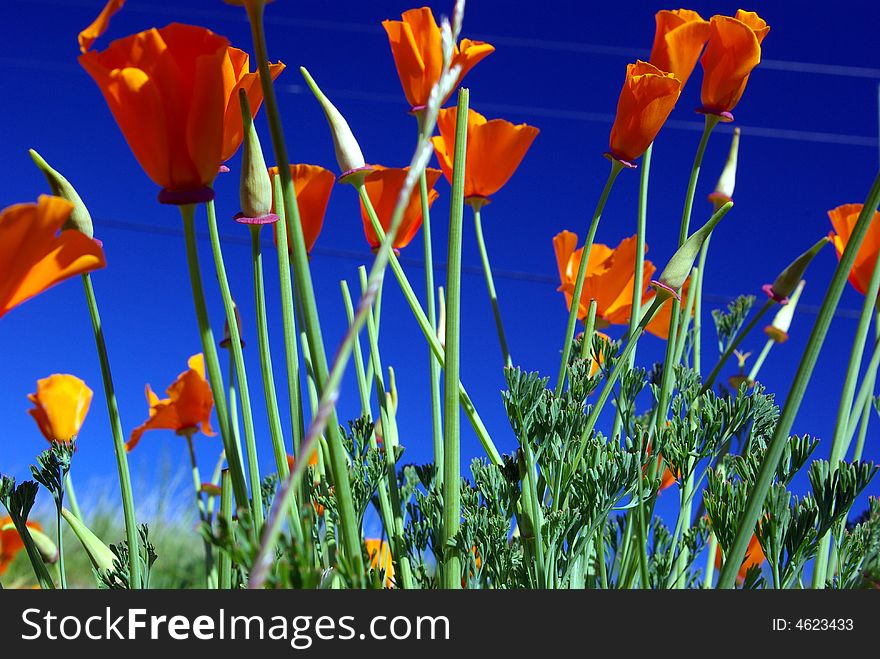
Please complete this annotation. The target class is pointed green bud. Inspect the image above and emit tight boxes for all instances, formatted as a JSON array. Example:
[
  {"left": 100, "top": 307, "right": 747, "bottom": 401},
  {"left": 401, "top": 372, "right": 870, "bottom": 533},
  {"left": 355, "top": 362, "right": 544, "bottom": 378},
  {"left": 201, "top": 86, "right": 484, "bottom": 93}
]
[
  {"left": 652, "top": 201, "right": 734, "bottom": 299},
  {"left": 763, "top": 236, "right": 828, "bottom": 304},
  {"left": 234, "top": 89, "right": 277, "bottom": 225},
  {"left": 29, "top": 149, "right": 94, "bottom": 238},
  {"left": 765, "top": 280, "right": 805, "bottom": 343},
  {"left": 708, "top": 128, "right": 740, "bottom": 207},
  {"left": 61, "top": 507, "right": 116, "bottom": 574},
  {"left": 300, "top": 66, "right": 370, "bottom": 185}
]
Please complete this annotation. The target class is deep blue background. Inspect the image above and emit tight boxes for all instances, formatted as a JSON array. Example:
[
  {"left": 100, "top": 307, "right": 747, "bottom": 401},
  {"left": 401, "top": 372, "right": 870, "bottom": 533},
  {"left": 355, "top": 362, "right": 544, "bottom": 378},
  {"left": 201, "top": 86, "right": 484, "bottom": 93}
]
[{"left": 1, "top": 0, "right": 878, "bottom": 528}]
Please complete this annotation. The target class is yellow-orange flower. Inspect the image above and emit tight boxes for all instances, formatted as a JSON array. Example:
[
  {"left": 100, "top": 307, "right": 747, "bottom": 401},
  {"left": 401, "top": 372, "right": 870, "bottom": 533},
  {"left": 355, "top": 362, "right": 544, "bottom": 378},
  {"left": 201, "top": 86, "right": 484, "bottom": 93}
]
[
  {"left": 27, "top": 375, "right": 93, "bottom": 444},
  {"left": 649, "top": 9, "right": 711, "bottom": 87},
  {"left": 715, "top": 533, "right": 766, "bottom": 583},
  {"left": 80, "top": 24, "right": 283, "bottom": 204},
  {"left": 644, "top": 278, "right": 692, "bottom": 340},
  {"left": 360, "top": 165, "right": 441, "bottom": 251},
  {"left": 432, "top": 107, "right": 539, "bottom": 202},
  {"left": 365, "top": 538, "right": 394, "bottom": 587},
  {"left": 698, "top": 11, "right": 770, "bottom": 120},
  {"left": 828, "top": 203, "right": 880, "bottom": 296},
  {"left": 0, "top": 196, "right": 106, "bottom": 320},
  {"left": 269, "top": 164, "right": 335, "bottom": 255},
  {"left": 608, "top": 61, "right": 682, "bottom": 165},
  {"left": 0, "top": 518, "right": 43, "bottom": 576},
  {"left": 77, "top": 0, "right": 125, "bottom": 53},
  {"left": 127, "top": 354, "right": 216, "bottom": 451},
  {"left": 382, "top": 7, "right": 494, "bottom": 110}
]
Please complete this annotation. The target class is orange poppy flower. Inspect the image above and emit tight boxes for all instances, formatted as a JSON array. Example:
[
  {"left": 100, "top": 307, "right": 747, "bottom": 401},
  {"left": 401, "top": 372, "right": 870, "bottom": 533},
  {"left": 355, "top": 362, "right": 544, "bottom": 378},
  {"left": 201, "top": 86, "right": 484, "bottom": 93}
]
[
  {"left": 285, "top": 450, "right": 320, "bottom": 471},
  {"left": 80, "top": 24, "right": 283, "bottom": 204},
  {"left": 649, "top": 9, "right": 711, "bottom": 87},
  {"left": 698, "top": 11, "right": 770, "bottom": 120},
  {"left": 643, "top": 277, "right": 692, "bottom": 340},
  {"left": 365, "top": 538, "right": 394, "bottom": 588},
  {"left": 431, "top": 107, "right": 539, "bottom": 203},
  {"left": 715, "top": 533, "right": 766, "bottom": 583},
  {"left": 127, "top": 354, "right": 216, "bottom": 451},
  {"left": 269, "top": 164, "right": 335, "bottom": 255},
  {"left": 77, "top": 0, "right": 125, "bottom": 54},
  {"left": 360, "top": 165, "right": 441, "bottom": 251},
  {"left": 828, "top": 203, "right": 880, "bottom": 296},
  {"left": 382, "top": 7, "right": 494, "bottom": 111},
  {"left": 27, "top": 374, "right": 93, "bottom": 444},
  {"left": 608, "top": 61, "right": 682, "bottom": 166},
  {"left": 0, "top": 517, "right": 43, "bottom": 577},
  {"left": 0, "top": 196, "right": 106, "bottom": 320}
]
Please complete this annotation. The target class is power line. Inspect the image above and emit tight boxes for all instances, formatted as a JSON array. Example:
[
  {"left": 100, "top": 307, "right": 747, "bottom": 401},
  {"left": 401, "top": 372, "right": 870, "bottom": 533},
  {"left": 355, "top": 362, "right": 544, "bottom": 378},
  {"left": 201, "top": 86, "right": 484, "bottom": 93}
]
[{"left": 92, "top": 216, "right": 861, "bottom": 320}]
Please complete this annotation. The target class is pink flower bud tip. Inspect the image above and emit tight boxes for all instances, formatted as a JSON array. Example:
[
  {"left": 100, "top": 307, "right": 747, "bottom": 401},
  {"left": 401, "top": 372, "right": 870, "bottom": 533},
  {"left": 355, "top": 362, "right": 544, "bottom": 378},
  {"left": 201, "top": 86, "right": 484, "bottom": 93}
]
[
  {"left": 761, "top": 283, "right": 788, "bottom": 305},
  {"left": 234, "top": 212, "right": 279, "bottom": 225}
]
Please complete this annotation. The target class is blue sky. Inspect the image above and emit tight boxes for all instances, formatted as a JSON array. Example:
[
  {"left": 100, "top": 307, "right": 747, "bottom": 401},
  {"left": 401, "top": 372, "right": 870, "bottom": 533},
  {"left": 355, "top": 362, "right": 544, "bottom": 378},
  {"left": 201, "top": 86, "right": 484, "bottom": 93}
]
[{"left": 1, "top": 0, "right": 878, "bottom": 525}]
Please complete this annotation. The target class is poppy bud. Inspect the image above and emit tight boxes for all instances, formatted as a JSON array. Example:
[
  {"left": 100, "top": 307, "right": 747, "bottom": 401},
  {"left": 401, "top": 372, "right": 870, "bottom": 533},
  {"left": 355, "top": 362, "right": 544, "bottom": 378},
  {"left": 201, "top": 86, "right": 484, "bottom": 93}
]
[
  {"left": 763, "top": 237, "right": 828, "bottom": 304},
  {"left": 765, "top": 280, "right": 805, "bottom": 343},
  {"left": 300, "top": 66, "right": 371, "bottom": 184},
  {"left": 29, "top": 149, "right": 95, "bottom": 238},
  {"left": 61, "top": 508, "right": 116, "bottom": 574},
  {"left": 234, "top": 90, "right": 277, "bottom": 225},
  {"left": 708, "top": 128, "right": 740, "bottom": 207},
  {"left": 651, "top": 201, "right": 733, "bottom": 299},
  {"left": 1, "top": 520, "right": 59, "bottom": 564}
]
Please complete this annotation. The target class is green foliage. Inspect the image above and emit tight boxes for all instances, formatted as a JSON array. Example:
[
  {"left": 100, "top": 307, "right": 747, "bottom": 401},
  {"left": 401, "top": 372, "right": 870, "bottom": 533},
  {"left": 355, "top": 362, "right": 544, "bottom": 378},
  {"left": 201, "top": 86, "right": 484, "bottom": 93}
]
[
  {"left": 98, "top": 524, "right": 158, "bottom": 589},
  {"left": 712, "top": 294, "right": 756, "bottom": 353}
]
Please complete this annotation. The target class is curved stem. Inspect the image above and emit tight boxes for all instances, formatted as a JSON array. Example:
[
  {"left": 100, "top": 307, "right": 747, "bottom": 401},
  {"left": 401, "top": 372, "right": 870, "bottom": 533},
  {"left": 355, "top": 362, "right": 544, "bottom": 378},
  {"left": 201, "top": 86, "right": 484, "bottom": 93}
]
[
  {"left": 747, "top": 339, "right": 774, "bottom": 382},
  {"left": 81, "top": 273, "right": 141, "bottom": 588},
  {"left": 555, "top": 160, "right": 624, "bottom": 394},
  {"left": 472, "top": 203, "right": 512, "bottom": 367}
]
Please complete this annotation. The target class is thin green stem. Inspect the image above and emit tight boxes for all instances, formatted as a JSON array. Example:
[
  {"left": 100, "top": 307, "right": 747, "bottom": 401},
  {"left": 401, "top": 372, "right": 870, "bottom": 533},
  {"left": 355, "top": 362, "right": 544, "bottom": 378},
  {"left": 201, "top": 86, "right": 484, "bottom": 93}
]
[
  {"left": 185, "top": 432, "right": 215, "bottom": 587},
  {"left": 747, "top": 340, "right": 774, "bottom": 382},
  {"left": 472, "top": 203, "right": 512, "bottom": 367},
  {"left": 81, "top": 273, "right": 140, "bottom": 588},
  {"left": 204, "top": 200, "right": 261, "bottom": 528},
  {"left": 555, "top": 160, "right": 624, "bottom": 394},
  {"left": 703, "top": 532, "right": 718, "bottom": 588},
  {"left": 63, "top": 474, "right": 82, "bottom": 521},
  {"left": 718, "top": 172, "right": 880, "bottom": 589},
  {"left": 693, "top": 234, "right": 712, "bottom": 375},
  {"left": 219, "top": 469, "right": 232, "bottom": 589}
]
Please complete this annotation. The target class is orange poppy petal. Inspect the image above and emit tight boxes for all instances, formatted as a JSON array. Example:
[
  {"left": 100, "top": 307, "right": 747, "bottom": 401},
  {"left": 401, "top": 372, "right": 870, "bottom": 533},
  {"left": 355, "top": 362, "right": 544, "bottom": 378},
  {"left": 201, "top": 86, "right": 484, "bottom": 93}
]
[
  {"left": 360, "top": 165, "right": 441, "bottom": 250},
  {"left": 650, "top": 9, "right": 710, "bottom": 87},
  {"left": 699, "top": 13, "right": 768, "bottom": 116},
  {"left": 78, "top": 0, "right": 126, "bottom": 54},
  {"left": 270, "top": 164, "right": 335, "bottom": 254}
]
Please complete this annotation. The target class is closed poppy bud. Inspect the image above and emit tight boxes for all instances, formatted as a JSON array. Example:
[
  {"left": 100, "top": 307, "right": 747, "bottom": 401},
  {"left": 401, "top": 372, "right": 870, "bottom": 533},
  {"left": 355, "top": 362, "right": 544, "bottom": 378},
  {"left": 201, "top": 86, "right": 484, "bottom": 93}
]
[
  {"left": 300, "top": 67, "right": 370, "bottom": 184},
  {"left": 61, "top": 508, "right": 116, "bottom": 574},
  {"left": 699, "top": 11, "right": 770, "bottom": 121},
  {"left": 828, "top": 204, "right": 880, "bottom": 296},
  {"left": 649, "top": 9, "right": 711, "bottom": 87},
  {"left": 652, "top": 201, "right": 733, "bottom": 299},
  {"left": 765, "top": 280, "right": 805, "bottom": 343},
  {"left": 763, "top": 236, "right": 828, "bottom": 304},
  {"left": 708, "top": 128, "right": 741, "bottom": 207},
  {"left": 28, "top": 150, "right": 94, "bottom": 238},
  {"left": 235, "top": 90, "right": 277, "bottom": 225},
  {"left": 608, "top": 61, "right": 682, "bottom": 166},
  {"left": 28, "top": 374, "right": 93, "bottom": 445}
]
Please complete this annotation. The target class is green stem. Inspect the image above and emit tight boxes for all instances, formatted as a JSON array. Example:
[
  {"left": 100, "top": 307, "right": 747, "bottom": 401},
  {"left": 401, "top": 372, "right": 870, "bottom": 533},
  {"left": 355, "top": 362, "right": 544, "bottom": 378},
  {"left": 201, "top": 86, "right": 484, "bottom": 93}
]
[
  {"left": 852, "top": 370, "right": 876, "bottom": 461},
  {"left": 702, "top": 300, "right": 774, "bottom": 392},
  {"left": 185, "top": 432, "right": 215, "bottom": 586},
  {"left": 555, "top": 160, "right": 624, "bottom": 394},
  {"left": 843, "top": 324, "right": 880, "bottom": 456},
  {"left": 219, "top": 469, "right": 232, "bottom": 589},
  {"left": 55, "top": 499, "right": 66, "bottom": 589},
  {"left": 693, "top": 234, "right": 712, "bottom": 375},
  {"left": 672, "top": 269, "right": 698, "bottom": 367},
  {"left": 441, "top": 88, "right": 469, "bottom": 589},
  {"left": 747, "top": 340, "right": 774, "bottom": 382},
  {"left": 703, "top": 532, "right": 718, "bottom": 588},
  {"left": 64, "top": 474, "right": 82, "bottom": 521},
  {"left": 717, "top": 172, "right": 880, "bottom": 589},
  {"left": 472, "top": 202, "right": 512, "bottom": 367},
  {"left": 204, "top": 200, "right": 261, "bottom": 528},
  {"left": 81, "top": 273, "right": 141, "bottom": 588}
]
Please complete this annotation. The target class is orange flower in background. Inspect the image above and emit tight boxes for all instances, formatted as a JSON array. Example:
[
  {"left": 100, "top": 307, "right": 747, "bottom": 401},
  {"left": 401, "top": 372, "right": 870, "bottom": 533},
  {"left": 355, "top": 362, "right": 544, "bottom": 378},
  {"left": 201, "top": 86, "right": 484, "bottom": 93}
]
[
  {"left": 432, "top": 107, "right": 539, "bottom": 203},
  {"left": 127, "top": 354, "right": 216, "bottom": 451},
  {"left": 365, "top": 538, "right": 394, "bottom": 587},
  {"left": 383, "top": 7, "right": 494, "bottom": 110},
  {"left": 27, "top": 375, "right": 93, "bottom": 444},
  {"left": 269, "top": 164, "right": 335, "bottom": 254},
  {"left": 649, "top": 9, "right": 711, "bottom": 86},
  {"left": 698, "top": 11, "right": 769, "bottom": 120},
  {"left": 77, "top": 0, "right": 125, "bottom": 53},
  {"left": 828, "top": 203, "right": 880, "bottom": 296},
  {"left": 715, "top": 533, "right": 766, "bottom": 583},
  {"left": 0, "top": 518, "right": 43, "bottom": 576},
  {"left": 0, "top": 196, "right": 106, "bottom": 320},
  {"left": 644, "top": 277, "right": 692, "bottom": 340},
  {"left": 360, "top": 165, "right": 441, "bottom": 251},
  {"left": 80, "top": 24, "right": 283, "bottom": 204},
  {"left": 608, "top": 61, "right": 682, "bottom": 165}
]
